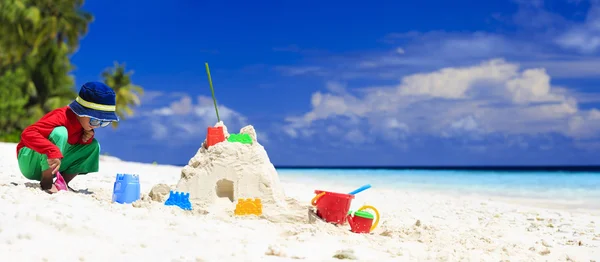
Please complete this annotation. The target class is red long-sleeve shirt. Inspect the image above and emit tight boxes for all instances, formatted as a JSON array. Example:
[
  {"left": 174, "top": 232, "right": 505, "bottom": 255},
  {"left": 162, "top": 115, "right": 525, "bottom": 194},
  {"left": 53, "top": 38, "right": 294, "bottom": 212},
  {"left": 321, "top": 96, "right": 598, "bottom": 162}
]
[{"left": 16, "top": 106, "right": 95, "bottom": 159}]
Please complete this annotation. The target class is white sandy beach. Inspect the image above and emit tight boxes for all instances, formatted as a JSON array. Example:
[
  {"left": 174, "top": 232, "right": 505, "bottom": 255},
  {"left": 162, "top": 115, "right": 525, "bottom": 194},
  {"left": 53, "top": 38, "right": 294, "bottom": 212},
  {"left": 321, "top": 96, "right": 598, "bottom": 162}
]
[{"left": 0, "top": 141, "right": 599, "bottom": 262}]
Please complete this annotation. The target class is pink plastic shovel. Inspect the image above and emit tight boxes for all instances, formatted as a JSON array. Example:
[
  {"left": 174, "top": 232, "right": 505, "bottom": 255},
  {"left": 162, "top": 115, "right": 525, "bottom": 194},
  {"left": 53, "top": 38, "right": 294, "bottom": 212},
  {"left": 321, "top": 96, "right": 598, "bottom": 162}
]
[{"left": 54, "top": 172, "right": 68, "bottom": 191}]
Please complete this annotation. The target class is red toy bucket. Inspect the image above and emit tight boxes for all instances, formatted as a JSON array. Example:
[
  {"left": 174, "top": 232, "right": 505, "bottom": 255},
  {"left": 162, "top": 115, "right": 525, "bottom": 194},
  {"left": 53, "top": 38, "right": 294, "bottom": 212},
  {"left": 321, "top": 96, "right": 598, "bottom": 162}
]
[
  {"left": 206, "top": 126, "right": 225, "bottom": 148},
  {"left": 311, "top": 190, "right": 355, "bottom": 224}
]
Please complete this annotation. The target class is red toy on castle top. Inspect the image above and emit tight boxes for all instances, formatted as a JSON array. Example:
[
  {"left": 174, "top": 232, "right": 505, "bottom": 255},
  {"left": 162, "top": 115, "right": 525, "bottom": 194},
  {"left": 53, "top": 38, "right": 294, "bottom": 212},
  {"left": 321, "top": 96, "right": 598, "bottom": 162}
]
[{"left": 206, "top": 126, "right": 225, "bottom": 148}]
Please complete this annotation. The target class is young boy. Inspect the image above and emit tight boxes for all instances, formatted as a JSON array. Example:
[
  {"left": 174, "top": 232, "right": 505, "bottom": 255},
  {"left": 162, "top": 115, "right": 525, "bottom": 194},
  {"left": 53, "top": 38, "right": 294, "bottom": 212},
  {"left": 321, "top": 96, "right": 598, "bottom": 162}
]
[{"left": 16, "top": 82, "right": 119, "bottom": 194}]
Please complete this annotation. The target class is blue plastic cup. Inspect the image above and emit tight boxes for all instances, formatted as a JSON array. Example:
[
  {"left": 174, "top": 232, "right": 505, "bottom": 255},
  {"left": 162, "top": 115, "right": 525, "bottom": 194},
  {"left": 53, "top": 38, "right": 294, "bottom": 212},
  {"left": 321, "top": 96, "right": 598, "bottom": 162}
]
[{"left": 112, "top": 174, "right": 141, "bottom": 204}]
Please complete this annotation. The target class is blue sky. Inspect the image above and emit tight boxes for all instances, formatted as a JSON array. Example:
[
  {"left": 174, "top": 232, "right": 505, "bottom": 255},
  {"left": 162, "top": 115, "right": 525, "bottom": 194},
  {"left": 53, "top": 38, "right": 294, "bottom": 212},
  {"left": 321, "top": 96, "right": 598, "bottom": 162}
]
[{"left": 70, "top": 0, "right": 600, "bottom": 166}]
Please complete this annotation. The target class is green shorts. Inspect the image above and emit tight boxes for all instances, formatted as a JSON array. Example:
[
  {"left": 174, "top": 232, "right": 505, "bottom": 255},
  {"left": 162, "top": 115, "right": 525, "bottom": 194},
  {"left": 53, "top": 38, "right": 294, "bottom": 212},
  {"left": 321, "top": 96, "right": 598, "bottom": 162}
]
[{"left": 17, "top": 126, "right": 100, "bottom": 181}]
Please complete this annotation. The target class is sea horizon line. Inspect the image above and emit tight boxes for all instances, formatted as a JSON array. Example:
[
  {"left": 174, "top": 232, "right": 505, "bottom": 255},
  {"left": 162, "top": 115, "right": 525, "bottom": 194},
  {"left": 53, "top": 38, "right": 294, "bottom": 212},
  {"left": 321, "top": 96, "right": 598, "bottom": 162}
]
[{"left": 173, "top": 164, "right": 600, "bottom": 172}]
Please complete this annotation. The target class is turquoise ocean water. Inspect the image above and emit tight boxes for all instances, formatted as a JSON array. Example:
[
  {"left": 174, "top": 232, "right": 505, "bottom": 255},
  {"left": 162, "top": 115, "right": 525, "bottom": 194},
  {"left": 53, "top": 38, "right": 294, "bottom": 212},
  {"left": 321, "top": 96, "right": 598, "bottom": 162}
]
[{"left": 276, "top": 168, "right": 600, "bottom": 202}]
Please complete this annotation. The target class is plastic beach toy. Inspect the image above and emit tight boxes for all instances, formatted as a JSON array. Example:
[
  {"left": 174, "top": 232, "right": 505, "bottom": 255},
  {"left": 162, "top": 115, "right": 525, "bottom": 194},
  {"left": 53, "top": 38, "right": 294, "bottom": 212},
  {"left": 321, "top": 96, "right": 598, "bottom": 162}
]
[
  {"left": 54, "top": 172, "right": 68, "bottom": 191},
  {"left": 227, "top": 133, "right": 253, "bottom": 144},
  {"left": 234, "top": 198, "right": 262, "bottom": 216},
  {"left": 347, "top": 205, "right": 380, "bottom": 234},
  {"left": 311, "top": 190, "right": 355, "bottom": 224},
  {"left": 206, "top": 127, "right": 225, "bottom": 148},
  {"left": 112, "top": 174, "right": 141, "bottom": 204},
  {"left": 165, "top": 191, "right": 192, "bottom": 210}
]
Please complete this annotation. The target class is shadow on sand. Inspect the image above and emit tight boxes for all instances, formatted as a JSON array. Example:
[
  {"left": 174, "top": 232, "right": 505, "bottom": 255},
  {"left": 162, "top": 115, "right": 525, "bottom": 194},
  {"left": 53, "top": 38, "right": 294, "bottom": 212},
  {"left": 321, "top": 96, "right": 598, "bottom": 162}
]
[{"left": 21, "top": 182, "right": 94, "bottom": 195}]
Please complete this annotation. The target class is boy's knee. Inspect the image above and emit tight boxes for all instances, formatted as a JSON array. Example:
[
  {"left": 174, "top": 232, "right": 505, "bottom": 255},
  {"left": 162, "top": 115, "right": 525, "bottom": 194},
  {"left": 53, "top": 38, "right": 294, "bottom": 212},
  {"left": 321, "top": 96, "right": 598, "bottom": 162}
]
[
  {"left": 89, "top": 138, "right": 100, "bottom": 153},
  {"left": 49, "top": 126, "right": 68, "bottom": 141}
]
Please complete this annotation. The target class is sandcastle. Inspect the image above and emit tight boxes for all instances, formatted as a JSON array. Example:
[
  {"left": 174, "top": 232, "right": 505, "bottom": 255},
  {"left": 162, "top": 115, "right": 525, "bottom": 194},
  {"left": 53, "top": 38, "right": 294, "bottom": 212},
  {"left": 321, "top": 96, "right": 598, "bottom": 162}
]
[{"left": 175, "top": 122, "right": 287, "bottom": 207}]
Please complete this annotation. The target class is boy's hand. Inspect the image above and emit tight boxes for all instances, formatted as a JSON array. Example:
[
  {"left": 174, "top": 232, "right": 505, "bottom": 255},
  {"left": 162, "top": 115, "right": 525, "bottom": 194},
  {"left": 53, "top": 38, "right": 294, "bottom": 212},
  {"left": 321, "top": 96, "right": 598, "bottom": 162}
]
[
  {"left": 82, "top": 129, "right": 94, "bottom": 143},
  {"left": 47, "top": 158, "right": 61, "bottom": 174}
]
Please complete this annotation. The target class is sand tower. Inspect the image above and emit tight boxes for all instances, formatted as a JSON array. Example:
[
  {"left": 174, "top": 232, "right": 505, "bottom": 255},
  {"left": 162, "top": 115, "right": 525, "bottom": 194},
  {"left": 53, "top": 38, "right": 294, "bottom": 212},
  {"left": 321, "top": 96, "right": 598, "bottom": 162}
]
[{"left": 176, "top": 122, "right": 287, "bottom": 207}]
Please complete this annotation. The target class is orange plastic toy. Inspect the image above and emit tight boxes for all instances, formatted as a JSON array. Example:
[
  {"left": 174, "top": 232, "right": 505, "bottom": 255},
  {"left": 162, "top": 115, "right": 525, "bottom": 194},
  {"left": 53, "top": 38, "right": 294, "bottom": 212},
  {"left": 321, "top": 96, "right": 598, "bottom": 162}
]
[{"left": 234, "top": 198, "right": 262, "bottom": 216}]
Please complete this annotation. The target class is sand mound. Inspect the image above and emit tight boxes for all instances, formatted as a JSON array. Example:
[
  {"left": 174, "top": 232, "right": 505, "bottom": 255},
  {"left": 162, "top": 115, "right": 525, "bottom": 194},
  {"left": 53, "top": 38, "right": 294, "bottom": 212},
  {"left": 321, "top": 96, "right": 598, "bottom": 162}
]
[{"left": 176, "top": 122, "right": 287, "bottom": 208}]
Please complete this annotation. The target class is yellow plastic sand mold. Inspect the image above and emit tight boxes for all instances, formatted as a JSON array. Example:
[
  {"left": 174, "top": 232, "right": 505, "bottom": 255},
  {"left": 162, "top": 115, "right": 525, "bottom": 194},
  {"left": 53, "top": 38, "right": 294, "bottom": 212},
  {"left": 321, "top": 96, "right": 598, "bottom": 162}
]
[{"left": 234, "top": 198, "right": 262, "bottom": 216}]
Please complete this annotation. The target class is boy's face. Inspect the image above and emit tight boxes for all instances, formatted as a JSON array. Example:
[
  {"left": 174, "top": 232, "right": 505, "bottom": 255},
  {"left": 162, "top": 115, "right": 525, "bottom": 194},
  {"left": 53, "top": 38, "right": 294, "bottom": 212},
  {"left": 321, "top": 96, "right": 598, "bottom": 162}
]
[{"left": 77, "top": 116, "right": 96, "bottom": 131}]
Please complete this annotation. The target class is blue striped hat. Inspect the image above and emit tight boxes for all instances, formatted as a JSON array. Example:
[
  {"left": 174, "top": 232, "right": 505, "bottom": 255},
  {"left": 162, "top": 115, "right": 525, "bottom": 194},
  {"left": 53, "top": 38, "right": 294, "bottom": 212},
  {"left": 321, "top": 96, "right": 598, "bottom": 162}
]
[{"left": 68, "top": 82, "right": 120, "bottom": 122}]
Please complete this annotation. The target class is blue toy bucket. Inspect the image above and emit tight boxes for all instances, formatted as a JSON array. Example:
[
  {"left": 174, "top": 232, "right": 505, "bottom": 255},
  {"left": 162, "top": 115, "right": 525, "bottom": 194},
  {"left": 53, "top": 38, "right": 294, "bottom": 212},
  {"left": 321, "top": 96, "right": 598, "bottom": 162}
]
[{"left": 112, "top": 174, "right": 141, "bottom": 204}]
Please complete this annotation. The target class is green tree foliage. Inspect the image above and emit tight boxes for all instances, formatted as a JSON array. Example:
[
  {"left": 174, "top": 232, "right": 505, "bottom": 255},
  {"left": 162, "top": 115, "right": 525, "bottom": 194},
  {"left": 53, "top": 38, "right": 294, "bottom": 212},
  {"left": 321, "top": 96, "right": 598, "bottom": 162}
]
[
  {"left": 0, "top": 67, "right": 30, "bottom": 142},
  {"left": 0, "top": 0, "right": 42, "bottom": 65},
  {"left": 0, "top": 0, "right": 93, "bottom": 63},
  {"left": 27, "top": 42, "right": 76, "bottom": 116},
  {"left": 0, "top": 0, "right": 144, "bottom": 142},
  {"left": 102, "top": 62, "right": 144, "bottom": 128}
]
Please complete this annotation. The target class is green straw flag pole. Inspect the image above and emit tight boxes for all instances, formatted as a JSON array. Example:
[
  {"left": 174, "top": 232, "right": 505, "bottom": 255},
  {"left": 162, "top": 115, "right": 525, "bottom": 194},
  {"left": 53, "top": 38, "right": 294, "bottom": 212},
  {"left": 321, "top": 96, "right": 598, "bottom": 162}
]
[{"left": 204, "top": 62, "right": 221, "bottom": 123}]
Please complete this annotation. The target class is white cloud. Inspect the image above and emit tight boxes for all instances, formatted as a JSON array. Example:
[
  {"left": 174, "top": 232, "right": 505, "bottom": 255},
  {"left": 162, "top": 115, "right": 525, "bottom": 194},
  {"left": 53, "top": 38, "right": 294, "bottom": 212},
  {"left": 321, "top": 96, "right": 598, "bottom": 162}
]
[
  {"left": 510, "top": 0, "right": 600, "bottom": 54},
  {"left": 256, "top": 131, "right": 269, "bottom": 143},
  {"left": 568, "top": 108, "right": 600, "bottom": 138},
  {"left": 278, "top": 30, "right": 600, "bottom": 82},
  {"left": 144, "top": 94, "right": 248, "bottom": 141},
  {"left": 140, "top": 91, "right": 165, "bottom": 103},
  {"left": 283, "top": 59, "right": 600, "bottom": 144},
  {"left": 555, "top": 3, "right": 600, "bottom": 53},
  {"left": 275, "top": 66, "right": 324, "bottom": 76},
  {"left": 265, "top": 2, "right": 600, "bottom": 151},
  {"left": 275, "top": 3, "right": 600, "bottom": 81},
  {"left": 150, "top": 122, "right": 169, "bottom": 140},
  {"left": 345, "top": 129, "right": 367, "bottom": 143}
]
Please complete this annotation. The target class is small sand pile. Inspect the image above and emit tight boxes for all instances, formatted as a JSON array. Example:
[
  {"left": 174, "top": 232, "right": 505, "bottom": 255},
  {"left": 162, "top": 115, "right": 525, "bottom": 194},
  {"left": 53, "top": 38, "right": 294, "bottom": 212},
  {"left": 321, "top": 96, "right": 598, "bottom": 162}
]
[{"left": 175, "top": 122, "right": 287, "bottom": 208}]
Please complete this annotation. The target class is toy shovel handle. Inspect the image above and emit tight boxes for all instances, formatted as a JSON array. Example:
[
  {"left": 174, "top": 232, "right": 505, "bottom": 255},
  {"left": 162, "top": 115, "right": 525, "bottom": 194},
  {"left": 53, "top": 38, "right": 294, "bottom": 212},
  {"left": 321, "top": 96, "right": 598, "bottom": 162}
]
[
  {"left": 311, "top": 192, "right": 326, "bottom": 206},
  {"left": 358, "top": 205, "right": 380, "bottom": 232}
]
